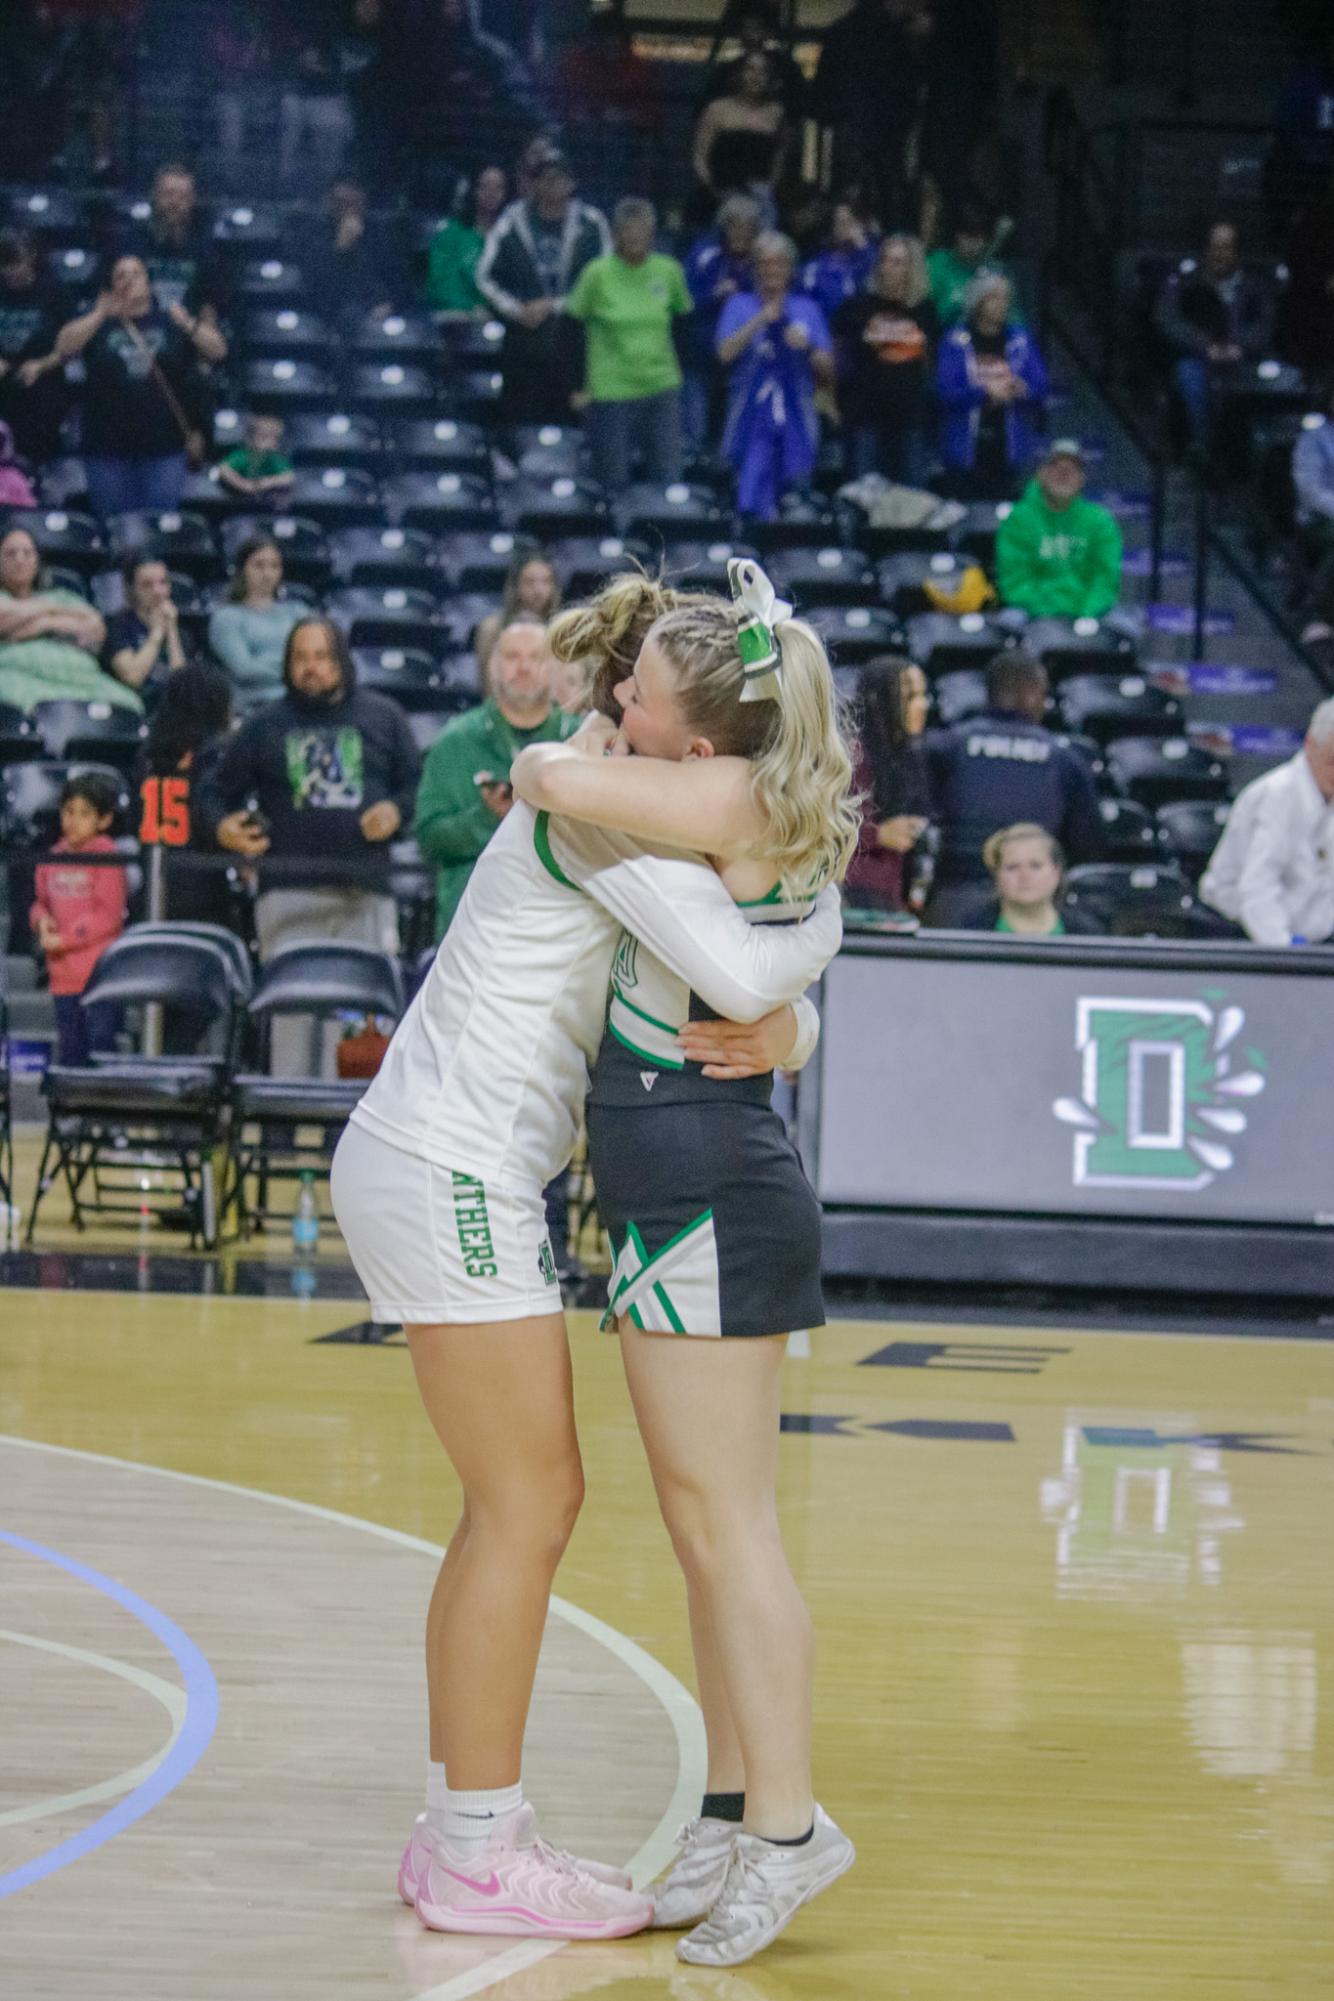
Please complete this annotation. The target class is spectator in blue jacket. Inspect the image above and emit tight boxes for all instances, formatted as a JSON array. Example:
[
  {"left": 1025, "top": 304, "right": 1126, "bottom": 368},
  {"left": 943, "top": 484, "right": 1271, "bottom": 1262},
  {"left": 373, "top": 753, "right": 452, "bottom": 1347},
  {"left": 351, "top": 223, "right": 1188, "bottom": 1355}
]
[
  {"left": 682, "top": 193, "right": 761, "bottom": 447},
  {"left": 923, "top": 648, "right": 1104, "bottom": 921},
  {"left": 936, "top": 272, "right": 1047, "bottom": 500},
  {"left": 799, "top": 197, "right": 878, "bottom": 321},
  {"left": 717, "top": 229, "right": 834, "bottom": 521}
]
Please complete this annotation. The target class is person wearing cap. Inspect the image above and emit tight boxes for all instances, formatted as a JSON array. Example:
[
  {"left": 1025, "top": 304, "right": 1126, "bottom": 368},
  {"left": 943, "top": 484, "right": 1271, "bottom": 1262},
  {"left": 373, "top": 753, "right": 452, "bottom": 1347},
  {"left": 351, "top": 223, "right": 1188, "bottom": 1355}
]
[
  {"left": 475, "top": 147, "right": 610, "bottom": 425},
  {"left": 995, "top": 438, "right": 1123, "bottom": 621}
]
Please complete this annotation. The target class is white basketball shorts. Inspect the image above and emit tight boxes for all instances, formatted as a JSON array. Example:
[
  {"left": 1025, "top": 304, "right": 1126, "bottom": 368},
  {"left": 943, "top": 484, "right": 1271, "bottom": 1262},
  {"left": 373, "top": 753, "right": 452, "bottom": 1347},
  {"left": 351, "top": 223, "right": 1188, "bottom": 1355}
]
[{"left": 330, "top": 1121, "right": 563, "bottom": 1326}]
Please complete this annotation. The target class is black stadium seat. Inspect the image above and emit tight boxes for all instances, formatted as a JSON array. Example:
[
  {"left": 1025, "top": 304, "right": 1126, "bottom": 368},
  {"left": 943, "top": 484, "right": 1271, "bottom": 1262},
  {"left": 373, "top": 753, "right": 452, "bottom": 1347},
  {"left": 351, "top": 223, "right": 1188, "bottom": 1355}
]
[
  {"left": 328, "top": 525, "right": 442, "bottom": 590},
  {"left": 1023, "top": 617, "right": 1138, "bottom": 681},
  {"left": 2, "top": 760, "right": 133, "bottom": 847},
  {"left": 443, "top": 529, "right": 526, "bottom": 593},
  {"left": 29, "top": 700, "right": 146, "bottom": 771},
  {"left": 237, "top": 256, "right": 307, "bottom": 305},
  {"left": 1156, "top": 798, "right": 1231, "bottom": 880},
  {"left": 393, "top": 416, "right": 492, "bottom": 474},
  {"left": 348, "top": 361, "right": 438, "bottom": 419},
  {"left": 802, "top": 604, "right": 905, "bottom": 666},
  {"left": 1098, "top": 795, "right": 1162, "bottom": 862},
  {"left": 877, "top": 548, "right": 976, "bottom": 615},
  {"left": 748, "top": 493, "right": 838, "bottom": 552},
  {"left": 1062, "top": 862, "right": 1237, "bottom": 939},
  {"left": 509, "top": 476, "right": 608, "bottom": 542},
  {"left": 545, "top": 534, "right": 636, "bottom": 598},
  {"left": 385, "top": 470, "right": 498, "bottom": 535},
  {"left": 242, "top": 307, "right": 337, "bottom": 361},
  {"left": 1058, "top": 673, "right": 1182, "bottom": 745},
  {"left": 1106, "top": 736, "right": 1229, "bottom": 809},
  {"left": 766, "top": 545, "right": 877, "bottom": 607},
  {"left": 282, "top": 467, "right": 382, "bottom": 528},
  {"left": 513, "top": 425, "right": 588, "bottom": 479},
  {"left": 349, "top": 310, "right": 443, "bottom": 365},
  {"left": 618, "top": 481, "right": 730, "bottom": 545},
  {"left": 107, "top": 509, "right": 221, "bottom": 584},
  {"left": 349, "top": 646, "right": 465, "bottom": 710},
  {"left": 286, "top": 412, "right": 385, "bottom": 471},
  {"left": 243, "top": 358, "right": 340, "bottom": 413},
  {"left": 325, "top": 585, "right": 446, "bottom": 654},
  {"left": 906, "top": 612, "right": 1016, "bottom": 676}
]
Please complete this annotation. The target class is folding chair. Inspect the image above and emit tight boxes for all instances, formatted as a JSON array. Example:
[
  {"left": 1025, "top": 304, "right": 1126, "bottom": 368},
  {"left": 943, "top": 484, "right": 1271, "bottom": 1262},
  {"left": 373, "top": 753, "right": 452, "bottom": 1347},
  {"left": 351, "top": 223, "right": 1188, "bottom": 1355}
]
[
  {"left": 26, "top": 929, "right": 247, "bottom": 1248},
  {"left": 225, "top": 942, "right": 406, "bottom": 1235}
]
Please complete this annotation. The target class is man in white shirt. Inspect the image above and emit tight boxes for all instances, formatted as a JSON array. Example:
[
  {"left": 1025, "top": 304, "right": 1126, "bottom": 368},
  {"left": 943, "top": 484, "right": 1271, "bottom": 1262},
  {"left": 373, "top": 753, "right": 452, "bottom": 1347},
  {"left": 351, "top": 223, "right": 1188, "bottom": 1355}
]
[{"left": 1200, "top": 697, "right": 1334, "bottom": 944}]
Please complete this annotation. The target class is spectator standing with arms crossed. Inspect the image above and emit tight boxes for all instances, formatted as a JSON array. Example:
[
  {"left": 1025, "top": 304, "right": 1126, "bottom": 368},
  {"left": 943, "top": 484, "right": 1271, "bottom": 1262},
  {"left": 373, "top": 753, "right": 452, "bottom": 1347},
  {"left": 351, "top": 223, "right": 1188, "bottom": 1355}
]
[
  {"left": 476, "top": 147, "right": 609, "bottom": 427},
  {"left": 1200, "top": 698, "right": 1334, "bottom": 946}
]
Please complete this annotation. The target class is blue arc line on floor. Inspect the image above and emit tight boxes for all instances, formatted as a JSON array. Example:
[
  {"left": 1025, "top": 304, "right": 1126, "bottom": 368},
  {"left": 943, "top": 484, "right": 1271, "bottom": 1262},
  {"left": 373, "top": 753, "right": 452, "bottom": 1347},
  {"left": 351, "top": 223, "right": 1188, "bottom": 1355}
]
[{"left": 0, "top": 1528, "right": 220, "bottom": 1899}]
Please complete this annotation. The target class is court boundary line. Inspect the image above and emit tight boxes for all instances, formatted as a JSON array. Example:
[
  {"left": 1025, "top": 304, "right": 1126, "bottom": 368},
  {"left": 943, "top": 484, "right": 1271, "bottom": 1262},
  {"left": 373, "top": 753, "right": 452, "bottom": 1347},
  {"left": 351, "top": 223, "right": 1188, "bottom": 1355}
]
[
  {"left": 0, "top": 1434, "right": 707, "bottom": 2001},
  {"left": 0, "top": 1527, "right": 219, "bottom": 1900},
  {"left": 0, "top": 1626, "right": 185, "bottom": 1829}
]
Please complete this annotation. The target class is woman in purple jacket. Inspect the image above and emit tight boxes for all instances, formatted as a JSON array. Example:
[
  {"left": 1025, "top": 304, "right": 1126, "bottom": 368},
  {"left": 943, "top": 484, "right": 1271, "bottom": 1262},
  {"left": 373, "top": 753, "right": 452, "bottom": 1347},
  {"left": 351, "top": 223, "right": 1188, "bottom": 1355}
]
[{"left": 935, "top": 272, "right": 1047, "bottom": 500}]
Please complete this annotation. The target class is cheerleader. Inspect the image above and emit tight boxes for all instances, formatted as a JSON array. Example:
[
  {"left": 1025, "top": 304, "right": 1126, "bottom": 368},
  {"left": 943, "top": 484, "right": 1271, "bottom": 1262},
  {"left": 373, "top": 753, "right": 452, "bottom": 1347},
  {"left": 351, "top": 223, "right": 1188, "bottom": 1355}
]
[{"left": 511, "top": 561, "right": 859, "bottom": 1966}]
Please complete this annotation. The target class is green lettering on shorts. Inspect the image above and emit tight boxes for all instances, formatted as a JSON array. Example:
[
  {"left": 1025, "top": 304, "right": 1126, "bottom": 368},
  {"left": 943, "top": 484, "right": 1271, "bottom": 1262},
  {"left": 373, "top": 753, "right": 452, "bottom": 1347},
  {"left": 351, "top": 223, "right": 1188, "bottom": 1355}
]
[{"left": 451, "top": 1170, "right": 499, "bottom": 1280}]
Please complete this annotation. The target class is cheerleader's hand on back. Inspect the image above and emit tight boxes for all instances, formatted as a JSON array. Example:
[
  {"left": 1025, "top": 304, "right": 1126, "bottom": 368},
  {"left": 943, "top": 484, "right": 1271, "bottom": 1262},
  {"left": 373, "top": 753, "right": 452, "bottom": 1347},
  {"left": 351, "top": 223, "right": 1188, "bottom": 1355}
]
[{"left": 677, "top": 1003, "right": 799, "bottom": 1079}]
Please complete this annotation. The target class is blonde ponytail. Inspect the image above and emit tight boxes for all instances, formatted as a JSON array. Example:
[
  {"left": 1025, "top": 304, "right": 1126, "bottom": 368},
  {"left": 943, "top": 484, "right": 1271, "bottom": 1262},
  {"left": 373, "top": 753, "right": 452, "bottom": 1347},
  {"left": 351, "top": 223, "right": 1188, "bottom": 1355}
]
[{"left": 547, "top": 570, "right": 687, "bottom": 721}]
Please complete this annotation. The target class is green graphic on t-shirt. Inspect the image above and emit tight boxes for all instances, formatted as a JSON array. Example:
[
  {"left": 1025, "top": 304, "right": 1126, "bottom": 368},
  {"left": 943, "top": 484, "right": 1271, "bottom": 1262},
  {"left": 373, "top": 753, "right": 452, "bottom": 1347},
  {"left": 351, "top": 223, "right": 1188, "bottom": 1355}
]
[{"left": 285, "top": 727, "right": 365, "bottom": 809}]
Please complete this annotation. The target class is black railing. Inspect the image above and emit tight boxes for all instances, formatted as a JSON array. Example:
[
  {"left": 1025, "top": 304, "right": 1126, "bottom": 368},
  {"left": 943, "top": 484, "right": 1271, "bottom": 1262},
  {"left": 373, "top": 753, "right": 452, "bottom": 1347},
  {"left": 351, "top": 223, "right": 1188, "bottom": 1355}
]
[{"left": 1040, "top": 88, "right": 1331, "bottom": 689}]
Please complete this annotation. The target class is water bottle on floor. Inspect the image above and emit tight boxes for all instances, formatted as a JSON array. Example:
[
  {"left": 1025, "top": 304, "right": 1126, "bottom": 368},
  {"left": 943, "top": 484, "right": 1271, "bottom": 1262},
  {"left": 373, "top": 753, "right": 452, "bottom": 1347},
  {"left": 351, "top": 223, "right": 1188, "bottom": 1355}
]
[{"left": 292, "top": 1171, "right": 319, "bottom": 1255}]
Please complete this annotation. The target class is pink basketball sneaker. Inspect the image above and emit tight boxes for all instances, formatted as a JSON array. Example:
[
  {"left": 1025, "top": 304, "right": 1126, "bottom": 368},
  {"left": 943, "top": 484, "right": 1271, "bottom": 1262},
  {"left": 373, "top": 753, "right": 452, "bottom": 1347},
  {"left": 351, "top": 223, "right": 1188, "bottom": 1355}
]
[
  {"left": 413, "top": 1806, "right": 653, "bottom": 1938},
  {"left": 398, "top": 1812, "right": 634, "bottom": 1906}
]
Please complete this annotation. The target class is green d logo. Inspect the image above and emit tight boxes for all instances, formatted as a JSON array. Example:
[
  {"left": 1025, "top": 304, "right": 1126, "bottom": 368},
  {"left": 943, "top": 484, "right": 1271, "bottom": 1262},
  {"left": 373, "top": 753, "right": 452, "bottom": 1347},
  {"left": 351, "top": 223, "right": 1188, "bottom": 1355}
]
[{"left": 1053, "top": 997, "right": 1266, "bottom": 1191}]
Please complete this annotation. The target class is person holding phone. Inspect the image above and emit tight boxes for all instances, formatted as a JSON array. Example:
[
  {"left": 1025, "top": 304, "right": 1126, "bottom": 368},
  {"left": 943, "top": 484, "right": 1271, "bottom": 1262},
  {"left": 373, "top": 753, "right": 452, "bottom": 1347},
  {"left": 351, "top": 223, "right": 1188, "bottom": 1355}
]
[{"left": 414, "top": 615, "right": 576, "bottom": 941}]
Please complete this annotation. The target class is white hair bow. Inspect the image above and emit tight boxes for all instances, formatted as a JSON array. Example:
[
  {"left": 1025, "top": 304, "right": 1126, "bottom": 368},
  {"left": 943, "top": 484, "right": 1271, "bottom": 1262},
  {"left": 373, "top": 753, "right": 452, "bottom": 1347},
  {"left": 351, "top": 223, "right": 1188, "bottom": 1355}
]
[{"left": 727, "top": 556, "right": 792, "bottom": 704}]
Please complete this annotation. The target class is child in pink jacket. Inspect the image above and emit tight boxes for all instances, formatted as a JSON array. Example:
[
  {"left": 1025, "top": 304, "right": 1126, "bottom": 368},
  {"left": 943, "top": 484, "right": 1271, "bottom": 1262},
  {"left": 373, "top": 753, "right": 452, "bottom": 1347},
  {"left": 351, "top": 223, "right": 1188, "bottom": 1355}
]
[{"left": 31, "top": 773, "right": 128, "bottom": 1066}]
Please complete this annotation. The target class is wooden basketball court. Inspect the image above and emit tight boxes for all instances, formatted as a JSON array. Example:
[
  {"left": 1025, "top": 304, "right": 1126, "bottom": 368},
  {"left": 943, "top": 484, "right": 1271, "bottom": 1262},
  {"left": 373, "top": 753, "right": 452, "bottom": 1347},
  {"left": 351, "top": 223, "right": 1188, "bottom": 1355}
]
[{"left": 2, "top": 1165, "right": 1332, "bottom": 1998}]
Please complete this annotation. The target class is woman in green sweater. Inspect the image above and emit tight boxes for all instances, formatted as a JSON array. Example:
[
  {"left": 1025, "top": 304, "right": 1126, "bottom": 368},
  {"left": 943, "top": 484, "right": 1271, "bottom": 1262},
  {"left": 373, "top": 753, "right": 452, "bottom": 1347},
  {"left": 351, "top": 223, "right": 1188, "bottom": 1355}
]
[{"left": 425, "top": 165, "right": 509, "bottom": 315}]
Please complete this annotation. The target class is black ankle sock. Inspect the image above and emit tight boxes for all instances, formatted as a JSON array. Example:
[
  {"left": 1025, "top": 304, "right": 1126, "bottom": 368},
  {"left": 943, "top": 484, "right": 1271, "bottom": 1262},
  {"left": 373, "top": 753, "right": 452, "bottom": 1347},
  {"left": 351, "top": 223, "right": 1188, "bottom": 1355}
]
[
  {"left": 701, "top": 1790, "right": 745, "bottom": 1824},
  {"left": 763, "top": 1823, "right": 815, "bottom": 1847}
]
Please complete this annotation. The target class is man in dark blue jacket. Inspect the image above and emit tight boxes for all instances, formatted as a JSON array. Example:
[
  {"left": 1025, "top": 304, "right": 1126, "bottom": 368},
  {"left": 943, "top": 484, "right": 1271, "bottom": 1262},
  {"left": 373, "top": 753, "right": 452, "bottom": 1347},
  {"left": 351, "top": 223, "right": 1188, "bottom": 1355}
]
[{"left": 925, "top": 648, "right": 1105, "bottom": 922}]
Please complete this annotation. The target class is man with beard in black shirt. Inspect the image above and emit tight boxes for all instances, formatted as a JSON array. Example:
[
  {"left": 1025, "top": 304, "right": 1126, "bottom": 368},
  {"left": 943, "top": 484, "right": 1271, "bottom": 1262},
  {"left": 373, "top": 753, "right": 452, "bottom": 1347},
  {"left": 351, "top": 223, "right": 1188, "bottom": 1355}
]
[
  {"left": 112, "top": 162, "right": 231, "bottom": 328},
  {"left": 204, "top": 616, "right": 420, "bottom": 1071}
]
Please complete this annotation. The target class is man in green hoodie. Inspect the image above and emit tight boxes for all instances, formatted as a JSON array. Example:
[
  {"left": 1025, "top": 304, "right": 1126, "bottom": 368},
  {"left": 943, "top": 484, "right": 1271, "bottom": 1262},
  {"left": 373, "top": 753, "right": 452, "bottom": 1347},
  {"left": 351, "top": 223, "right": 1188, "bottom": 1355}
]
[
  {"left": 414, "top": 613, "right": 577, "bottom": 937},
  {"left": 995, "top": 438, "right": 1123, "bottom": 620}
]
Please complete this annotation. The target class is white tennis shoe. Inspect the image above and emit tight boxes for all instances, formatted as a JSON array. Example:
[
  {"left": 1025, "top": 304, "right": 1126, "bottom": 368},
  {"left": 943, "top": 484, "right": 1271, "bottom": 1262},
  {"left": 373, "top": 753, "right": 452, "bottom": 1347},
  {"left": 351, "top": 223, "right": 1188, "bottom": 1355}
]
[
  {"left": 676, "top": 1804, "right": 855, "bottom": 1965},
  {"left": 648, "top": 1816, "right": 737, "bottom": 1928}
]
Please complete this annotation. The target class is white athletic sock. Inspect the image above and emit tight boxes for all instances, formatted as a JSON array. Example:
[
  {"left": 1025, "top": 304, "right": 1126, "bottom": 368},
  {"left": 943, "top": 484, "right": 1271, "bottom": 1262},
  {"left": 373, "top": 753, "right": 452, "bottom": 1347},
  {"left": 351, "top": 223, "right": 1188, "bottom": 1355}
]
[
  {"left": 428, "top": 1780, "right": 525, "bottom": 1852},
  {"left": 425, "top": 1760, "right": 448, "bottom": 1815}
]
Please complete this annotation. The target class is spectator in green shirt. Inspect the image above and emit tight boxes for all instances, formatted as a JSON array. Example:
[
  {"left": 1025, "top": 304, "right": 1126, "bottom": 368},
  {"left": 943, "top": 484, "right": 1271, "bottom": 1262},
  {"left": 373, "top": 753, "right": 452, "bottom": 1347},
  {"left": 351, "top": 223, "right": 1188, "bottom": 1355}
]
[
  {"left": 414, "top": 613, "right": 577, "bottom": 936},
  {"left": 565, "top": 197, "right": 692, "bottom": 495},
  {"left": 216, "top": 412, "right": 296, "bottom": 502},
  {"left": 995, "top": 438, "right": 1123, "bottom": 620},
  {"left": 926, "top": 203, "right": 1014, "bottom": 326},
  {"left": 424, "top": 164, "right": 509, "bottom": 315}
]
